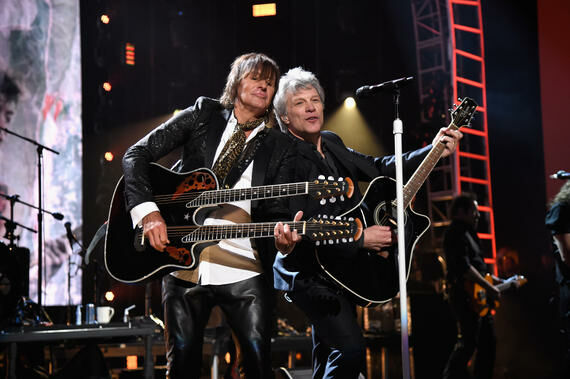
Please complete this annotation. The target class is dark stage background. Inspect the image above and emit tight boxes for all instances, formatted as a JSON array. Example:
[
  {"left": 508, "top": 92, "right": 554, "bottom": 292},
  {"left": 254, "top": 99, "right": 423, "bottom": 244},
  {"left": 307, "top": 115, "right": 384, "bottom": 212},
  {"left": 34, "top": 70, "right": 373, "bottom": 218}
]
[{"left": 77, "top": 0, "right": 567, "bottom": 377}]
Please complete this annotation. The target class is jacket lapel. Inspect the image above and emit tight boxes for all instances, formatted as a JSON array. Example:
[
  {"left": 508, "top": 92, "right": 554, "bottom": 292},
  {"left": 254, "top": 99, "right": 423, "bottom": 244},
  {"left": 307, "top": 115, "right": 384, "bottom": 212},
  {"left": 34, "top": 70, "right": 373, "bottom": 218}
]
[
  {"left": 205, "top": 108, "right": 232, "bottom": 168},
  {"left": 251, "top": 129, "right": 272, "bottom": 187}
]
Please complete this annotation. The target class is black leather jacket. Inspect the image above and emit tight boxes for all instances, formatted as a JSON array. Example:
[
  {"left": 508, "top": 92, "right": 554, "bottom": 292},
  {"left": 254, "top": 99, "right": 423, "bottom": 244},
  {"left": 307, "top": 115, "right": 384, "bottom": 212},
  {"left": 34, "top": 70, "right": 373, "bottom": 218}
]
[
  {"left": 122, "top": 96, "right": 297, "bottom": 284},
  {"left": 273, "top": 130, "right": 431, "bottom": 292}
]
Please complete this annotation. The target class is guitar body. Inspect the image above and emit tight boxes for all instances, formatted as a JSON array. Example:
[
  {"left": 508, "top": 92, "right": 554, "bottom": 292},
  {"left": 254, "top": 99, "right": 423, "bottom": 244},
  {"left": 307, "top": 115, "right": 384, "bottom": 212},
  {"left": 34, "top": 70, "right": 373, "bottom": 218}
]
[
  {"left": 467, "top": 274, "right": 497, "bottom": 316},
  {"left": 104, "top": 164, "right": 219, "bottom": 284},
  {"left": 314, "top": 97, "right": 479, "bottom": 307},
  {"left": 315, "top": 176, "right": 431, "bottom": 307},
  {"left": 466, "top": 274, "right": 527, "bottom": 316},
  {"left": 104, "top": 163, "right": 357, "bottom": 284}
]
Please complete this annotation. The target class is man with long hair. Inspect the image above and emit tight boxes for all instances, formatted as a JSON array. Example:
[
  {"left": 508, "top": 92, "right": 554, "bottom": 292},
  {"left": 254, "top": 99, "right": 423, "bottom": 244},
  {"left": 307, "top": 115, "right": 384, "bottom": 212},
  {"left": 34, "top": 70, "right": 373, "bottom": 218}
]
[{"left": 122, "top": 53, "right": 295, "bottom": 378}]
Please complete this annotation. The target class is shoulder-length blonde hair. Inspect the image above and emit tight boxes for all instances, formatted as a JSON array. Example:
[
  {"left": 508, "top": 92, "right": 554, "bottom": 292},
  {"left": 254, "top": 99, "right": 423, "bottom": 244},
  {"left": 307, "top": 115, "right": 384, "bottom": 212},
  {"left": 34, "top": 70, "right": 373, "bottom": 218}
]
[{"left": 552, "top": 180, "right": 570, "bottom": 206}]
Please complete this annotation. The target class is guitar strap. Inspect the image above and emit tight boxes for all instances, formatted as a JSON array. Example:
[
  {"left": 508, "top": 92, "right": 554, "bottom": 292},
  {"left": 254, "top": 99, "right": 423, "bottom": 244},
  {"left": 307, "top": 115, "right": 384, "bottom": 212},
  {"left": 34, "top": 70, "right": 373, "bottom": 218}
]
[
  {"left": 464, "top": 231, "right": 481, "bottom": 255},
  {"left": 222, "top": 128, "right": 267, "bottom": 189}
]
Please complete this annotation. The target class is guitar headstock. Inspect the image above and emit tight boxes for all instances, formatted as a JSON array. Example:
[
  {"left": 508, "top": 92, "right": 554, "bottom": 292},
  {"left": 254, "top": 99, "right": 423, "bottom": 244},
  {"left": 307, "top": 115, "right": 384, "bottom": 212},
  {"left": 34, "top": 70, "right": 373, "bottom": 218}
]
[
  {"left": 507, "top": 274, "right": 528, "bottom": 289},
  {"left": 305, "top": 215, "right": 363, "bottom": 245},
  {"left": 309, "top": 176, "right": 354, "bottom": 204},
  {"left": 450, "top": 97, "right": 478, "bottom": 129}
]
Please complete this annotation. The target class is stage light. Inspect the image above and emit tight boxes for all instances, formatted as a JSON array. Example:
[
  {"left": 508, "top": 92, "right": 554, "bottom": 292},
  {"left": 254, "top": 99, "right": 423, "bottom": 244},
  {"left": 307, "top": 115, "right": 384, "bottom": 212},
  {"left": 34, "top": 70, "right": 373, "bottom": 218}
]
[
  {"left": 100, "top": 14, "right": 110, "bottom": 24},
  {"left": 126, "top": 355, "right": 138, "bottom": 370},
  {"left": 252, "top": 3, "right": 276, "bottom": 17},
  {"left": 296, "top": 352, "right": 302, "bottom": 360},
  {"left": 225, "top": 352, "right": 231, "bottom": 364},
  {"left": 125, "top": 43, "right": 135, "bottom": 66},
  {"left": 104, "top": 291, "right": 115, "bottom": 302},
  {"left": 102, "top": 82, "right": 112, "bottom": 92},
  {"left": 344, "top": 96, "right": 356, "bottom": 109},
  {"left": 104, "top": 152, "right": 114, "bottom": 162}
]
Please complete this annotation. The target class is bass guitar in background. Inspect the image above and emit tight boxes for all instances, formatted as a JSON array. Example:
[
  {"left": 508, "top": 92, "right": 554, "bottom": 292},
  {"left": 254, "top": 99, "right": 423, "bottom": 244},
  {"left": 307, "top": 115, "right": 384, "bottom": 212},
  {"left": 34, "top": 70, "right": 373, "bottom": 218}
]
[{"left": 466, "top": 273, "right": 527, "bottom": 316}]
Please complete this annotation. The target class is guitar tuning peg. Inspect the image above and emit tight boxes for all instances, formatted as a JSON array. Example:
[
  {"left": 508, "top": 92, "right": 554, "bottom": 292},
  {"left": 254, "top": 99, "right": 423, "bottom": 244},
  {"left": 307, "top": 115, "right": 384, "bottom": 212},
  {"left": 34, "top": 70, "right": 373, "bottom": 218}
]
[
  {"left": 328, "top": 239, "right": 334, "bottom": 245},
  {"left": 327, "top": 176, "right": 334, "bottom": 181},
  {"left": 322, "top": 240, "right": 327, "bottom": 245},
  {"left": 329, "top": 197, "right": 336, "bottom": 203},
  {"left": 340, "top": 195, "right": 345, "bottom": 202},
  {"left": 335, "top": 216, "right": 341, "bottom": 220},
  {"left": 318, "top": 175, "right": 325, "bottom": 180},
  {"left": 349, "top": 238, "right": 354, "bottom": 242},
  {"left": 338, "top": 177, "right": 343, "bottom": 181},
  {"left": 342, "top": 238, "right": 347, "bottom": 243},
  {"left": 348, "top": 217, "right": 354, "bottom": 221},
  {"left": 320, "top": 199, "right": 326, "bottom": 205},
  {"left": 315, "top": 241, "right": 320, "bottom": 246}
]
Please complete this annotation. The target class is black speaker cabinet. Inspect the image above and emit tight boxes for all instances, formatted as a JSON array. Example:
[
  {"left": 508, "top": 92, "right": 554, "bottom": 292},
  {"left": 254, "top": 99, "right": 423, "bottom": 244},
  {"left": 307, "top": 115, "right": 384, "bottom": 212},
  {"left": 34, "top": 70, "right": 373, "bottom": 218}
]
[{"left": 0, "top": 243, "right": 30, "bottom": 323}]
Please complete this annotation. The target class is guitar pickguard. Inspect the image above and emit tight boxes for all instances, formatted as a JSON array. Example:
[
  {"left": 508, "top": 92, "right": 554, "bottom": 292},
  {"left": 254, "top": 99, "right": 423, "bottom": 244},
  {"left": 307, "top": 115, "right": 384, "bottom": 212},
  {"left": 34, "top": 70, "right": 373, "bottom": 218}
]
[{"left": 173, "top": 171, "right": 217, "bottom": 200}]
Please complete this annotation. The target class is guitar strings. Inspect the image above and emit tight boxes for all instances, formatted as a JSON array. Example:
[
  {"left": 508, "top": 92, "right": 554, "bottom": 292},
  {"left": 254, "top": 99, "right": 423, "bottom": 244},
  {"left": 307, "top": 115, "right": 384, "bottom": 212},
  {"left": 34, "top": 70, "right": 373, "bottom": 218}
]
[{"left": 151, "top": 182, "right": 346, "bottom": 204}]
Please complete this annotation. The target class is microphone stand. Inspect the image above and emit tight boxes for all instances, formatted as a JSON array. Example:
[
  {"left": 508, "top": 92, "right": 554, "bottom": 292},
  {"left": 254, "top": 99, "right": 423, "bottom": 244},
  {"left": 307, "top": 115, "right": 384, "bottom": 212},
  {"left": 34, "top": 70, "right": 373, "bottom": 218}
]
[
  {"left": 1, "top": 126, "right": 60, "bottom": 307},
  {"left": 65, "top": 227, "right": 86, "bottom": 325},
  {"left": 391, "top": 83, "right": 411, "bottom": 379},
  {"left": 0, "top": 193, "right": 39, "bottom": 249}
]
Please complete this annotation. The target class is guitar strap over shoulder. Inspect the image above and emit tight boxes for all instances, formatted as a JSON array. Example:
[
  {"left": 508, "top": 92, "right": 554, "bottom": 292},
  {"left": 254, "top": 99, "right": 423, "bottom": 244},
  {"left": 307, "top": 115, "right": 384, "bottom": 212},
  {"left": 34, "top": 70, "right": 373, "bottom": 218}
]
[
  {"left": 222, "top": 128, "right": 268, "bottom": 189},
  {"left": 464, "top": 231, "right": 481, "bottom": 255}
]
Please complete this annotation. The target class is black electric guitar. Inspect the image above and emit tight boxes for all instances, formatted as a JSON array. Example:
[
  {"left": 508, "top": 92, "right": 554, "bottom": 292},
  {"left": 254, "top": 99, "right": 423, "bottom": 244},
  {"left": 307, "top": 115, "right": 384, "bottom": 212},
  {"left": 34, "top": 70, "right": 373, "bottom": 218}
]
[
  {"left": 104, "top": 164, "right": 355, "bottom": 283},
  {"left": 315, "top": 97, "right": 478, "bottom": 307}
]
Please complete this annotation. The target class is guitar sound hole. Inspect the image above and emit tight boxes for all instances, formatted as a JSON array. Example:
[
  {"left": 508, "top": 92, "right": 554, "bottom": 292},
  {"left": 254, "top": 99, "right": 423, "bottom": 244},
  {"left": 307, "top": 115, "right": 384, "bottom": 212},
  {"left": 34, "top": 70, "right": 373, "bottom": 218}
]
[{"left": 374, "top": 201, "right": 407, "bottom": 227}]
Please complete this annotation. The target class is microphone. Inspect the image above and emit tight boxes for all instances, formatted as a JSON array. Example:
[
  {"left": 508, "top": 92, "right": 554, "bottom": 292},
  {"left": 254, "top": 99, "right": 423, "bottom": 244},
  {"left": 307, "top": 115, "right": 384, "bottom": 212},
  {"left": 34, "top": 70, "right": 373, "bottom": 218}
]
[
  {"left": 550, "top": 170, "right": 570, "bottom": 179},
  {"left": 65, "top": 221, "right": 76, "bottom": 248},
  {"left": 355, "top": 76, "right": 414, "bottom": 98},
  {"left": 52, "top": 212, "right": 64, "bottom": 220}
]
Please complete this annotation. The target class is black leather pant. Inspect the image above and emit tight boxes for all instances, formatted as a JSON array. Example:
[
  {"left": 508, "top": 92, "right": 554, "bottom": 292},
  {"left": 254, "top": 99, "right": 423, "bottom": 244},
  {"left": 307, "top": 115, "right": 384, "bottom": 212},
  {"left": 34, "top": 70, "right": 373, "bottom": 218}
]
[{"left": 162, "top": 274, "right": 274, "bottom": 379}]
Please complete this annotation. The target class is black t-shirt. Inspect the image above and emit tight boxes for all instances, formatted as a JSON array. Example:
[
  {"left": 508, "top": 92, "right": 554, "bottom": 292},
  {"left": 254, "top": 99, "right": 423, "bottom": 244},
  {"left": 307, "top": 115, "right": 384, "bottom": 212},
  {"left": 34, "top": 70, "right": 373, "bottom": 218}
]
[
  {"left": 546, "top": 201, "right": 570, "bottom": 283},
  {"left": 444, "top": 220, "right": 488, "bottom": 285}
]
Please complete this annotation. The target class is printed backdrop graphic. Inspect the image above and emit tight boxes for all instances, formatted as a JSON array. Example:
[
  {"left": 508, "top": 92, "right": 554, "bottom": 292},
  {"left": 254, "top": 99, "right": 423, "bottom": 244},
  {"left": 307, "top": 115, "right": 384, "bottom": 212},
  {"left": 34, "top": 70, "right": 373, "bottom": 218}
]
[{"left": 0, "top": 0, "right": 82, "bottom": 305}]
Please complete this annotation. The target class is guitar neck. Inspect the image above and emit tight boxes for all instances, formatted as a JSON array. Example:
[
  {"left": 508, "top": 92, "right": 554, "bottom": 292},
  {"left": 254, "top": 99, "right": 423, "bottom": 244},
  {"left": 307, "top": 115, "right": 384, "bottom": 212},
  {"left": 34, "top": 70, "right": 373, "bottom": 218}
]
[
  {"left": 175, "top": 221, "right": 307, "bottom": 242},
  {"left": 403, "top": 124, "right": 459, "bottom": 207},
  {"left": 160, "top": 218, "right": 356, "bottom": 244},
  {"left": 496, "top": 278, "right": 519, "bottom": 292},
  {"left": 186, "top": 182, "right": 311, "bottom": 207}
]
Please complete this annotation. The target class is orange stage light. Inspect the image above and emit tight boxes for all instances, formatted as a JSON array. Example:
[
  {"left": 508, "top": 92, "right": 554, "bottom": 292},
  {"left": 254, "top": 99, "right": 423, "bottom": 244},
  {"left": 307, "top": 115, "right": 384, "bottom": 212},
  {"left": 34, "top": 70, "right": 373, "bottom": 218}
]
[
  {"left": 102, "top": 82, "right": 112, "bottom": 92},
  {"left": 252, "top": 3, "right": 276, "bottom": 17},
  {"left": 104, "top": 291, "right": 115, "bottom": 302},
  {"left": 100, "top": 14, "right": 110, "bottom": 24},
  {"left": 104, "top": 152, "right": 114, "bottom": 162},
  {"left": 125, "top": 43, "right": 135, "bottom": 66},
  {"left": 126, "top": 355, "right": 138, "bottom": 370}
]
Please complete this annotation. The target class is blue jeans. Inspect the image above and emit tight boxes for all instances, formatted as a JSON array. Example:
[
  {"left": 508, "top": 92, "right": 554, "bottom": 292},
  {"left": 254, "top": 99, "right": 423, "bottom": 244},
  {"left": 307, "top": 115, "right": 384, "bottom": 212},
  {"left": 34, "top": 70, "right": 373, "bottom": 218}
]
[{"left": 288, "top": 277, "right": 365, "bottom": 379}]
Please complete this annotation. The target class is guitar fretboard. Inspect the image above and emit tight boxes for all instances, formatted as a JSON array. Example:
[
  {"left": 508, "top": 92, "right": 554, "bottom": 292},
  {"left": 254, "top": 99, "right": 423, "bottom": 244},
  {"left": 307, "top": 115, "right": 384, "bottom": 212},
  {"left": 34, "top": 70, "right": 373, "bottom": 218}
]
[
  {"left": 403, "top": 124, "right": 459, "bottom": 207},
  {"left": 187, "top": 183, "right": 310, "bottom": 207},
  {"left": 140, "top": 219, "right": 356, "bottom": 243},
  {"left": 178, "top": 221, "right": 306, "bottom": 242}
]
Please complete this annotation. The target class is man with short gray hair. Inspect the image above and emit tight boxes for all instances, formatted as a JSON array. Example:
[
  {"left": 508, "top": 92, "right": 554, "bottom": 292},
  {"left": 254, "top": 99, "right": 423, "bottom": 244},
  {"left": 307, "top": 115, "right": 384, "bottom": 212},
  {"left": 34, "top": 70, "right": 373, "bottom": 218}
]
[{"left": 272, "top": 67, "right": 462, "bottom": 378}]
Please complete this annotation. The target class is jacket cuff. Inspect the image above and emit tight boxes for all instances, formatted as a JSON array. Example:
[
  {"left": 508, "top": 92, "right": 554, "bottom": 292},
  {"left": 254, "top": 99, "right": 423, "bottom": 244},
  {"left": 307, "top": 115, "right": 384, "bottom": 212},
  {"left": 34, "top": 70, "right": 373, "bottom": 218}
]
[{"left": 130, "top": 201, "right": 160, "bottom": 228}]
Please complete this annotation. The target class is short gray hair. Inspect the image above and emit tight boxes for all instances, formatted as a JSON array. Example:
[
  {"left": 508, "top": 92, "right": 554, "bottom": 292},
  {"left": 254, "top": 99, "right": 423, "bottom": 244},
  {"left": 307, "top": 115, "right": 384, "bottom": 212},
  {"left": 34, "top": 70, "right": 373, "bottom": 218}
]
[{"left": 273, "top": 67, "right": 325, "bottom": 131}]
